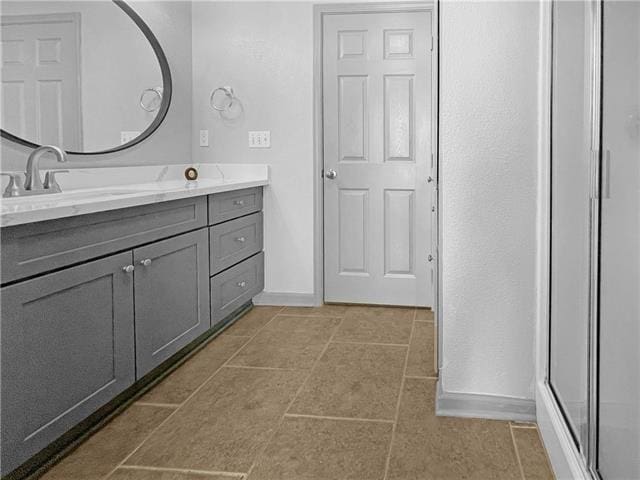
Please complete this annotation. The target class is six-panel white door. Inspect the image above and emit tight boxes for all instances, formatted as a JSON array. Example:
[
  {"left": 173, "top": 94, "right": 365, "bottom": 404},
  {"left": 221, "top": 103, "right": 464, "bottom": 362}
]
[
  {"left": 323, "top": 11, "right": 433, "bottom": 307},
  {"left": 1, "top": 13, "right": 82, "bottom": 150}
]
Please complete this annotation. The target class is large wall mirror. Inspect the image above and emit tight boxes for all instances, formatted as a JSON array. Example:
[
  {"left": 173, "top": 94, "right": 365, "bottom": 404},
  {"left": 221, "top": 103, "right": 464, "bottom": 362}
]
[{"left": 0, "top": 0, "right": 172, "bottom": 155}]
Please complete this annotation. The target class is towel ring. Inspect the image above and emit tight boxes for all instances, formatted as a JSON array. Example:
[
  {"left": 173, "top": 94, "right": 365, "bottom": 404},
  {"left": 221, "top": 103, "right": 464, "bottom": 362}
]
[
  {"left": 140, "top": 87, "right": 163, "bottom": 112},
  {"left": 210, "top": 86, "right": 243, "bottom": 121},
  {"left": 210, "top": 86, "right": 236, "bottom": 111}
]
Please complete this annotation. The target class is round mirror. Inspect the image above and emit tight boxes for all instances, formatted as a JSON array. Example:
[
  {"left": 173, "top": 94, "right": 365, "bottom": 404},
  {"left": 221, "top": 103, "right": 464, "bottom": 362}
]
[{"left": 0, "top": 0, "right": 171, "bottom": 155}]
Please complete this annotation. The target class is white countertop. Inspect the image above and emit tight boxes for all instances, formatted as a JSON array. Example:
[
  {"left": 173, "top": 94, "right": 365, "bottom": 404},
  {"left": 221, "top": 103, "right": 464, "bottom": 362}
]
[{"left": 0, "top": 164, "right": 269, "bottom": 227}]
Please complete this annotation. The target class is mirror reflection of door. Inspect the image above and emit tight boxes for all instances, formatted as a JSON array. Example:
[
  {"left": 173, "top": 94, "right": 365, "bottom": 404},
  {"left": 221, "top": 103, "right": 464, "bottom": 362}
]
[{"left": 1, "top": 13, "right": 82, "bottom": 150}]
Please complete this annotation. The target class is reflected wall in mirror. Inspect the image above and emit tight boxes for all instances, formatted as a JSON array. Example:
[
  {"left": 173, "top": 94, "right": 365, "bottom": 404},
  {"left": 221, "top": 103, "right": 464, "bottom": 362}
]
[{"left": 0, "top": 0, "right": 171, "bottom": 154}]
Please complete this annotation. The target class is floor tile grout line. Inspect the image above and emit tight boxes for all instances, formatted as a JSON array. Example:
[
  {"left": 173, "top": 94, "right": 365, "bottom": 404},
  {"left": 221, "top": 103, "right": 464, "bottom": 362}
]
[
  {"left": 116, "top": 464, "right": 246, "bottom": 477},
  {"left": 133, "top": 401, "right": 181, "bottom": 409},
  {"left": 382, "top": 308, "right": 417, "bottom": 480},
  {"left": 509, "top": 423, "right": 527, "bottom": 480},
  {"left": 100, "top": 306, "right": 285, "bottom": 480},
  {"left": 283, "top": 413, "right": 395, "bottom": 424},
  {"left": 330, "top": 340, "right": 410, "bottom": 347},
  {"left": 243, "top": 315, "right": 346, "bottom": 479},
  {"left": 223, "top": 364, "right": 299, "bottom": 371},
  {"left": 510, "top": 423, "right": 539, "bottom": 429},
  {"left": 275, "top": 312, "right": 348, "bottom": 318}
]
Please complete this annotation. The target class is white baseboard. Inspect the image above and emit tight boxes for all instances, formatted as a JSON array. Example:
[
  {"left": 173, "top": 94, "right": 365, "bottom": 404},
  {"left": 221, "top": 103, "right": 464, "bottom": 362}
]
[
  {"left": 435, "top": 379, "right": 536, "bottom": 422},
  {"left": 536, "top": 381, "right": 591, "bottom": 480},
  {"left": 253, "top": 291, "right": 320, "bottom": 307}
]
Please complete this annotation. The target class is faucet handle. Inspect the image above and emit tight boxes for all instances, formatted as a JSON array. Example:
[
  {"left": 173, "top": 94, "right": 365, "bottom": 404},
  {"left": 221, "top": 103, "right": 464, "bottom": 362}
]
[
  {"left": 44, "top": 170, "right": 69, "bottom": 193},
  {"left": 1, "top": 172, "right": 25, "bottom": 198}
]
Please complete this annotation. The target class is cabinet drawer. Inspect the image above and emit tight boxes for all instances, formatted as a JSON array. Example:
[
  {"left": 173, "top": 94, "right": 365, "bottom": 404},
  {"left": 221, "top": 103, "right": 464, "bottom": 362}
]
[
  {"left": 210, "top": 212, "right": 263, "bottom": 275},
  {"left": 134, "top": 229, "right": 210, "bottom": 378},
  {"left": 210, "top": 252, "right": 264, "bottom": 325},
  {"left": 208, "top": 187, "right": 262, "bottom": 225},
  {"left": 0, "top": 253, "right": 135, "bottom": 475},
  {"left": 1, "top": 197, "right": 207, "bottom": 285}
]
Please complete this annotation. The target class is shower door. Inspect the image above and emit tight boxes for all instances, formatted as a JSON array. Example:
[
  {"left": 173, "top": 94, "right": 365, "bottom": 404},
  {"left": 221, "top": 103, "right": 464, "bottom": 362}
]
[
  {"left": 597, "top": 1, "right": 640, "bottom": 477},
  {"left": 547, "top": 0, "right": 640, "bottom": 477},
  {"left": 548, "top": 0, "right": 595, "bottom": 455}
]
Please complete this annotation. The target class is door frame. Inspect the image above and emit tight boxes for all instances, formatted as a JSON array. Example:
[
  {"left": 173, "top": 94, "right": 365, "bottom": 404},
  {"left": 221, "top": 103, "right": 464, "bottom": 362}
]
[{"left": 312, "top": 1, "right": 440, "bottom": 321}]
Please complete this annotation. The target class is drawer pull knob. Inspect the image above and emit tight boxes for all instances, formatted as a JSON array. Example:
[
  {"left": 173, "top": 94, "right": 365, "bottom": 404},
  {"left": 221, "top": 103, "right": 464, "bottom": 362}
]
[
  {"left": 140, "top": 259, "right": 152, "bottom": 267},
  {"left": 235, "top": 236, "right": 246, "bottom": 243},
  {"left": 233, "top": 199, "right": 245, "bottom": 206},
  {"left": 122, "top": 265, "right": 135, "bottom": 273},
  {"left": 237, "top": 281, "right": 247, "bottom": 288}
]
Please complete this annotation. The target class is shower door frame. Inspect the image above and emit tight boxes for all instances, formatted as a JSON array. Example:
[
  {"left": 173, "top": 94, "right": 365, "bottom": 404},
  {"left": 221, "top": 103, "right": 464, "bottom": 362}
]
[{"left": 536, "top": 1, "right": 603, "bottom": 479}]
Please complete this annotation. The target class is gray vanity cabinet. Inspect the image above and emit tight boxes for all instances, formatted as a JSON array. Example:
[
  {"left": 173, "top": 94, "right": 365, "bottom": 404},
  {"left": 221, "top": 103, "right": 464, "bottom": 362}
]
[
  {"left": 0, "top": 252, "right": 136, "bottom": 473},
  {"left": 0, "top": 188, "right": 265, "bottom": 476},
  {"left": 133, "top": 228, "right": 210, "bottom": 378}
]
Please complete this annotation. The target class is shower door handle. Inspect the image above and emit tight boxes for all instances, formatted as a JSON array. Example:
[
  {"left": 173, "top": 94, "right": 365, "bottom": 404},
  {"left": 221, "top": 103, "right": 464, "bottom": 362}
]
[{"left": 602, "top": 150, "right": 611, "bottom": 199}]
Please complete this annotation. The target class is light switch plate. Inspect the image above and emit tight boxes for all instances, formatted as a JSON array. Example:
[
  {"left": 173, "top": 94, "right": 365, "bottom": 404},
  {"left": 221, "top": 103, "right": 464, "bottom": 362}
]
[
  {"left": 199, "top": 130, "right": 209, "bottom": 147},
  {"left": 120, "top": 131, "right": 141, "bottom": 145},
  {"left": 249, "top": 131, "right": 270, "bottom": 148}
]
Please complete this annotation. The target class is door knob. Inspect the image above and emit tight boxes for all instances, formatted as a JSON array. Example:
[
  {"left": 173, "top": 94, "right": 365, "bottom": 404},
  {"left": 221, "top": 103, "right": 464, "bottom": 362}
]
[
  {"left": 122, "top": 265, "right": 135, "bottom": 273},
  {"left": 325, "top": 169, "right": 337, "bottom": 180},
  {"left": 140, "top": 258, "right": 152, "bottom": 267}
]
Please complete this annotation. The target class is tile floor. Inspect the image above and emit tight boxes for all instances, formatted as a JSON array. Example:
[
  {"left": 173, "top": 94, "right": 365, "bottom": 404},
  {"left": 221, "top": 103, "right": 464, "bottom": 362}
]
[{"left": 39, "top": 305, "right": 555, "bottom": 480}]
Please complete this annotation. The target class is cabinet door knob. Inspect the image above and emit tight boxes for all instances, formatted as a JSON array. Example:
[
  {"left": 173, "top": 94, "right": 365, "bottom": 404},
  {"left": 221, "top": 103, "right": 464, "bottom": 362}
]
[
  {"left": 237, "top": 281, "right": 247, "bottom": 288},
  {"left": 235, "top": 236, "right": 246, "bottom": 243},
  {"left": 140, "top": 259, "right": 152, "bottom": 267},
  {"left": 233, "top": 199, "right": 245, "bottom": 206},
  {"left": 122, "top": 265, "right": 135, "bottom": 273}
]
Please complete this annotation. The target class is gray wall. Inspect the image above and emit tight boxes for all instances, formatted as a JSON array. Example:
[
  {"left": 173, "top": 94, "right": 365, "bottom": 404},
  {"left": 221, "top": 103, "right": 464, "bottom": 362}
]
[
  {"left": 0, "top": 1, "right": 193, "bottom": 170},
  {"left": 191, "top": 2, "right": 315, "bottom": 297}
]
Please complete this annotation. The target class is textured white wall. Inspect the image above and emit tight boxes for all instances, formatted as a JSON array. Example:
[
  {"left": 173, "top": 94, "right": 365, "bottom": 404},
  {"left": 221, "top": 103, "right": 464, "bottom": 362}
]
[
  {"left": 191, "top": 2, "right": 315, "bottom": 296},
  {"left": 0, "top": 1, "right": 193, "bottom": 169},
  {"left": 440, "top": 1, "right": 540, "bottom": 400}
]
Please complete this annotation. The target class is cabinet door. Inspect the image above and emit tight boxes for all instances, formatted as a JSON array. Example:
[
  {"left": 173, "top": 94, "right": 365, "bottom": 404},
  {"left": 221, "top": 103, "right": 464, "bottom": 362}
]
[
  {"left": 1, "top": 252, "right": 135, "bottom": 475},
  {"left": 133, "top": 229, "right": 210, "bottom": 378}
]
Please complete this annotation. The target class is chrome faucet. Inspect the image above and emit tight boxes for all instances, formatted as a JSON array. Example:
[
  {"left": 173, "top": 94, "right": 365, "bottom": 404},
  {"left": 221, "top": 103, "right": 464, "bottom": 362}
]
[
  {"left": 25, "top": 145, "right": 67, "bottom": 190},
  {"left": 1, "top": 145, "right": 68, "bottom": 198}
]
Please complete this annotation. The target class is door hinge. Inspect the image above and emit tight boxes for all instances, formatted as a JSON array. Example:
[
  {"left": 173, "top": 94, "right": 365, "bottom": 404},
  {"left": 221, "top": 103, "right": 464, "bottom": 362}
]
[{"left": 430, "top": 36, "right": 434, "bottom": 51}]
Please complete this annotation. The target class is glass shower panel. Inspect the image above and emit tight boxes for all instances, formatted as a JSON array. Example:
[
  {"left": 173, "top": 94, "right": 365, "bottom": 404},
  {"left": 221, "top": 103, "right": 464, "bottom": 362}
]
[
  {"left": 549, "top": 0, "right": 592, "bottom": 450},
  {"left": 598, "top": 2, "right": 640, "bottom": 478}
]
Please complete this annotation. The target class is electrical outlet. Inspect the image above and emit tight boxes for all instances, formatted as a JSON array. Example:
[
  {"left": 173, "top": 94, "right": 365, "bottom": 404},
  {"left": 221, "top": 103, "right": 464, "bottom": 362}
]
[
  {"left": 199, "top": 130, "right": 209, "bottom": 147},
  {"left": 248, "top": 131, "right": 270, "bottom": 148},
  {"left": 120, "top": 131, "right": 141, "bottom": 145}
]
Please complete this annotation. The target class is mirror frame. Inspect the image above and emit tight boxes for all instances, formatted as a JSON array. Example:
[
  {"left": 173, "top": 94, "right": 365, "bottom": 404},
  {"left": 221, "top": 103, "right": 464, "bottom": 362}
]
[{"left": 0, "top": 0, "right": 173, "bottom": 155}]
